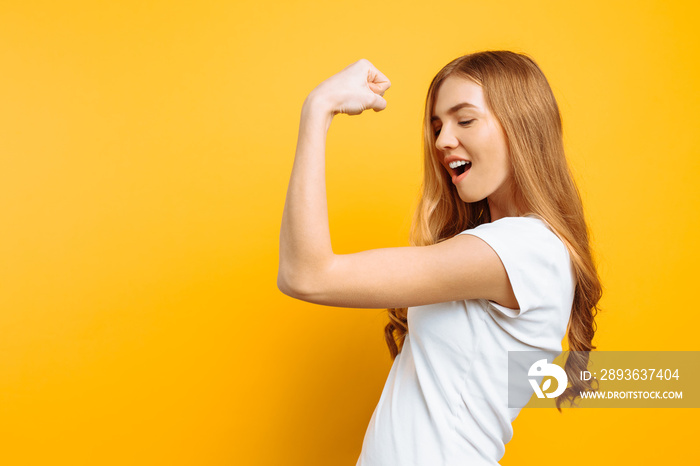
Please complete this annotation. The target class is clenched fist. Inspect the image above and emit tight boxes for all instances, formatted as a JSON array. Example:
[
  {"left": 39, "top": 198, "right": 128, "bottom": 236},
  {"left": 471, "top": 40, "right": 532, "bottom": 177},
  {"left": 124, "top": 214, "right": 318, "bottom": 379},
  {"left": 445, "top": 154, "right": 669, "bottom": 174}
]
[{"left": 307, "top": 59, "right": 391, "bottom": 116}]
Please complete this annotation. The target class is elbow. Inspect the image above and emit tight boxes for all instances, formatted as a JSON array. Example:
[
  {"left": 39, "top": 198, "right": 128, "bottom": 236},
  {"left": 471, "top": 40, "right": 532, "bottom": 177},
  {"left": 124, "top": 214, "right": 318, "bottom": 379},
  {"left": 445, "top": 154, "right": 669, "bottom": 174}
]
[
  {"left": 277, "top": 269, "right": 301, "bottom": 299},
  {"left": 277, "top": 268, "right": 314, "bottom": 301},
  {"left": 277, "top": 265, "right": 326, "bottom": 303}
]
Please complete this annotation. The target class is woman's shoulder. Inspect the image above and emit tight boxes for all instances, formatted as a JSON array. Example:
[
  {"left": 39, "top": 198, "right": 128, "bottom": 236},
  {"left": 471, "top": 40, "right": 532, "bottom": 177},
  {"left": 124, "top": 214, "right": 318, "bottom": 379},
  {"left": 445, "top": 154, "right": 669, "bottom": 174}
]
[
  {"left": 465, "top": 214, "right": 556, "bottom": 237},
  {"left": 459, "top": 214, "right": 570, "bottom": 265},
  {"left": 459, "top": 214, "right": 574, "bottom": 318}
]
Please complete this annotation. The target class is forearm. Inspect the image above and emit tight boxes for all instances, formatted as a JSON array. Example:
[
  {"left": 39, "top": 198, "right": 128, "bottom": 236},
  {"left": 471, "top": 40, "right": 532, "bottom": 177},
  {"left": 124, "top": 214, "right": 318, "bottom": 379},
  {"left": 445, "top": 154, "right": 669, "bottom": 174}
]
[{"left": 278, "top": 95, "right": 336, "bottom": 296}]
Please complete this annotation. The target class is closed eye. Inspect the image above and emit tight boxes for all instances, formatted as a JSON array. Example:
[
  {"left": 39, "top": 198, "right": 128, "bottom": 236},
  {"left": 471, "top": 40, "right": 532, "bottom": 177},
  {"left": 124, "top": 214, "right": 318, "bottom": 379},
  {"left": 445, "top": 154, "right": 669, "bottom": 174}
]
[{"left": 434, "top": 119, "right": 475, "bottom": 137}]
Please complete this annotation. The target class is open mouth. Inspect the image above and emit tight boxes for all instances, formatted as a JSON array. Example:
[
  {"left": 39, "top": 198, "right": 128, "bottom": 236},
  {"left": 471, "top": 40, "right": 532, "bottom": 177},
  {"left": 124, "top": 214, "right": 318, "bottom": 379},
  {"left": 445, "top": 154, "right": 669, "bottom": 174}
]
[{"left": 449, "top": 160, "right": 471, "bottom": 177}]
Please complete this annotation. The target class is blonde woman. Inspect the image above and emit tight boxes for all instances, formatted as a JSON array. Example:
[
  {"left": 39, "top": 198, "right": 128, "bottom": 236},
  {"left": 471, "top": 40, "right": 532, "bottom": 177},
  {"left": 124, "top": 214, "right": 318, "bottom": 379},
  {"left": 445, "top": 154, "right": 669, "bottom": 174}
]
[{"left": 278, "top": 51, "right": 601, "bottom": 465}]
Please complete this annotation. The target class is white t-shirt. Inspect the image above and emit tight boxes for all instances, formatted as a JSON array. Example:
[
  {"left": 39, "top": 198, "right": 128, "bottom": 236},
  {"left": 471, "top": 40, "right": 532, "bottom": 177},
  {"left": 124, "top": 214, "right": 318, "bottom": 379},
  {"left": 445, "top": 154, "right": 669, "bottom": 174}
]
[{"left": 356, "top": 216, "right": 575, "bottom": 466}]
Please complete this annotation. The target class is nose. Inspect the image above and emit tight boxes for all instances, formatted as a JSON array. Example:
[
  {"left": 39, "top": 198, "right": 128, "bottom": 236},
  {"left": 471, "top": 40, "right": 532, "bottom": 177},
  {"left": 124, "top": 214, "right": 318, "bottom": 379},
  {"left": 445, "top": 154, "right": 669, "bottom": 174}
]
[{"left": 435, "top": 123, "right": 458, "bottom": 152}]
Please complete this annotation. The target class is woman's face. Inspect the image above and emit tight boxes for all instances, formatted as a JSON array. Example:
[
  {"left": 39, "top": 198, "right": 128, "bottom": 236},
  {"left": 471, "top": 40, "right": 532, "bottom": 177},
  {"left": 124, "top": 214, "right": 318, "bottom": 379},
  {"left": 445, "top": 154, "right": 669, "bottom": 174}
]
[{"left": 431, "top": 75, "right": 516, "bottom": 219}]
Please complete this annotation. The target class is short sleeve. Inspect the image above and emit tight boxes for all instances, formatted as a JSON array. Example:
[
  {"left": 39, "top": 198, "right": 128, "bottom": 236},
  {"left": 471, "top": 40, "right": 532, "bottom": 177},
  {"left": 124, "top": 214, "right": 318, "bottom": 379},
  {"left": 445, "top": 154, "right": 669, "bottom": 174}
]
[{"left": 458, "top": 216, "right": 573, "bottom": 318}]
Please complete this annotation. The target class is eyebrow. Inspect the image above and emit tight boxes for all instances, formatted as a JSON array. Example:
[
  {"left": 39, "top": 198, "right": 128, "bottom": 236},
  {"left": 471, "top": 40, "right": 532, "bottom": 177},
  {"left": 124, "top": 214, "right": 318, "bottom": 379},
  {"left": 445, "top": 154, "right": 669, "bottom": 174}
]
[{"left": 430, "top": 102, "right": 477, "bottom": 122}]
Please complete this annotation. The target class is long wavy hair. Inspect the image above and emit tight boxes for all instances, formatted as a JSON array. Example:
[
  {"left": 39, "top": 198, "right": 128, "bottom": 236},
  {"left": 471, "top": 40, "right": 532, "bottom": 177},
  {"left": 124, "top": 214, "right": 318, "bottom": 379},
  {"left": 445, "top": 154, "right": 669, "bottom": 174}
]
[{"left": 384, "top": 51, "right": 602, "bottom": 410}]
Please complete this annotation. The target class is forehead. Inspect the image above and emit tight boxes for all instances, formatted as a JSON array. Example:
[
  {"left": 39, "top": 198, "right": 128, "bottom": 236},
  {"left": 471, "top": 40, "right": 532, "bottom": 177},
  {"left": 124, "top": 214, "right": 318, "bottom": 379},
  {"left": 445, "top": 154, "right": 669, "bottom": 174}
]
[{"left": 432, "top": 75, "right": 486, "bottom": 119}]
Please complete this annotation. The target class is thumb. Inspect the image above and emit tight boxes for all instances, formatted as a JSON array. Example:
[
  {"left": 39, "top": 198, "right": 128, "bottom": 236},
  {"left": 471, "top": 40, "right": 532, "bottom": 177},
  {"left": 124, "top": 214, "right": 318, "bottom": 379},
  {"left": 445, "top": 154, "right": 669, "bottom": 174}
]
[{"left": 370, "top": 94, "right": 387, "bottom": 112}]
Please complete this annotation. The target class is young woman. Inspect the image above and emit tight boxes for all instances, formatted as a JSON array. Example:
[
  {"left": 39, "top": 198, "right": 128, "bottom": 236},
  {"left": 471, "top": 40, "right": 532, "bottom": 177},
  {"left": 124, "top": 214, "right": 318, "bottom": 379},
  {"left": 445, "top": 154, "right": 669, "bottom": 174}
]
[{"left": 278, "top": 51, "right": 601, "bottom": 465}]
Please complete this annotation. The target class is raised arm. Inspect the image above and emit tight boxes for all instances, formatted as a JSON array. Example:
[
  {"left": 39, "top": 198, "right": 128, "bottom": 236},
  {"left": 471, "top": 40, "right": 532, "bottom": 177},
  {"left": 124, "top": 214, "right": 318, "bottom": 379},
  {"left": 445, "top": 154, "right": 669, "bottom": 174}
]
[
  {"left": 277, "top": 60, "right": 517, "bottom": 310},
  {"left": 277, "top": 59, "right": 390, "bottom": 297}
]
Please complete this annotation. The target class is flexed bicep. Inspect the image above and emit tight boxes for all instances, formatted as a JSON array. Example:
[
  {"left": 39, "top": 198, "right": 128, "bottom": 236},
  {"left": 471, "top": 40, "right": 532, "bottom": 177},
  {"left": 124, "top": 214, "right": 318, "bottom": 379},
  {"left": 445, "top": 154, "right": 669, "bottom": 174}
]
[{"left": 284, "top": 233, "right": 517, "bottom": 310}]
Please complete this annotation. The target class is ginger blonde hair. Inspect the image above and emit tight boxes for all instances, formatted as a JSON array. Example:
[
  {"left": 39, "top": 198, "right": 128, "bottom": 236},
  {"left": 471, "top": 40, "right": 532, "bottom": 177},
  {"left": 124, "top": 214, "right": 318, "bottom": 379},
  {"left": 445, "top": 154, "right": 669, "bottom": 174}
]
[{"left": 384, "top": 51, "right": 602, "bottom": 410}]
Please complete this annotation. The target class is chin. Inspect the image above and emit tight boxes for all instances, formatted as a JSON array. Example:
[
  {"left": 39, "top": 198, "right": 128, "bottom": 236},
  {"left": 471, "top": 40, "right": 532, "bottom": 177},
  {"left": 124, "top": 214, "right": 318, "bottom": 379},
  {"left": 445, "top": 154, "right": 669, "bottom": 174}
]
[{"left": 456, "top": 190, "right": 485, "bottom": 204}]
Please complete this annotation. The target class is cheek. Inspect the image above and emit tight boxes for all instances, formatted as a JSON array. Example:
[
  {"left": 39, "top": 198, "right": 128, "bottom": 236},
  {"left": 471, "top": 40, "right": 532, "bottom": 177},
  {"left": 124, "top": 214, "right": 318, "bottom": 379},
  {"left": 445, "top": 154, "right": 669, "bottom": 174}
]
[
  {"left": 478, "top": 121, "right": 507, "bottom": 150},
  {"left": 477, "top": 137, "right": 508, "bottom": 170},
  {"left": 486, "top": 129, "right": 509, "bottom": 170},
  {"left": 489, "top": 127, "right": 508, "bottom": 154}
]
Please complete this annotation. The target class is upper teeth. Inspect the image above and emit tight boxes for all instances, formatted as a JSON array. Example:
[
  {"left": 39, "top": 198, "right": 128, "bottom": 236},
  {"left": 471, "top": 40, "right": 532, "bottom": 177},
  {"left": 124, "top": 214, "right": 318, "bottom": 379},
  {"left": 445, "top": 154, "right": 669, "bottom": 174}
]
[{"left": 449, "top": 160, "right": 470, "bottom": 169}]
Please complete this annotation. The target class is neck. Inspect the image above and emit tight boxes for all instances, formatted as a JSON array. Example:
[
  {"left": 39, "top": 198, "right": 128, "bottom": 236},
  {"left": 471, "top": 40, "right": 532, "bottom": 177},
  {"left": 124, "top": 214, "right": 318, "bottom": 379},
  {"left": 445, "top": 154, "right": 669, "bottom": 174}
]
[
  {"left": 487, "top": 185, "right": 522, "bottom": 221},
  {"left": 488, "top": 201, "right": 520, "bottom": 221}
]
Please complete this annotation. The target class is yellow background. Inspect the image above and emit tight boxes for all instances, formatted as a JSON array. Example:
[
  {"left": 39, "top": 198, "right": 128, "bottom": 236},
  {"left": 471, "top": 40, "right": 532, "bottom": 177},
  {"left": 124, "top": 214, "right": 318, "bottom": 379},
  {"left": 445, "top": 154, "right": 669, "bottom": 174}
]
[{"left": 1, "top": 0, "right": 698, "bottom": 464}]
